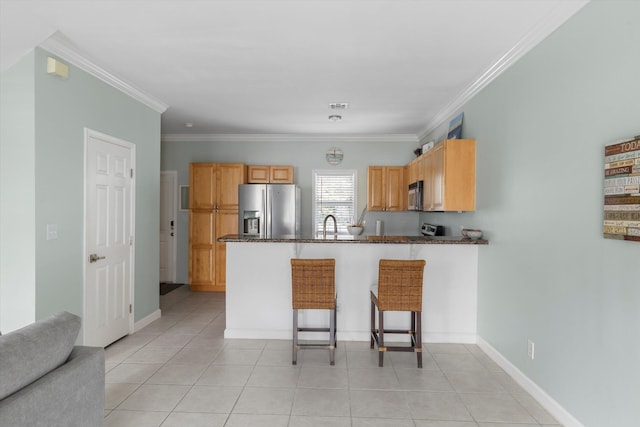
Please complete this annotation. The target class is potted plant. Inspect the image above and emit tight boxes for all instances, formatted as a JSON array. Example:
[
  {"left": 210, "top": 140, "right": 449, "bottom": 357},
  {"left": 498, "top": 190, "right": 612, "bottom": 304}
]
[{"left": 347, "top": 207, "right": 366, "bottom": 235}]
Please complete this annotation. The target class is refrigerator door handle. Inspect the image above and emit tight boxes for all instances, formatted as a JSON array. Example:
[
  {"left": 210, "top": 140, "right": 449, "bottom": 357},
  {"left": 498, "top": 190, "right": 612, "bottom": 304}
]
[{"left": 264, "top": 187, "right": 270, "bottom": 239}]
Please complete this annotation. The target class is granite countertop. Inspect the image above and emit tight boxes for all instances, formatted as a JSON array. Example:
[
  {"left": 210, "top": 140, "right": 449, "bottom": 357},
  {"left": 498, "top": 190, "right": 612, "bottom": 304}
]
[{"left": 218, "top": 234, "right": 488, "bottom": 245}]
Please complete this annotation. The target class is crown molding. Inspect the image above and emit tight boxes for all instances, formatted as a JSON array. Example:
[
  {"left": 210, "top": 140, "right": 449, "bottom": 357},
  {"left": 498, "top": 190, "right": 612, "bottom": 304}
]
[
  {"left": 39, "top": 33, "right": 168, "bottom": 113},
  {"left": 417, "top": 0, "right": 589, "bottom": 143},
  {"left": 161, "top": 133, "right": 419, "bottom": 144}
]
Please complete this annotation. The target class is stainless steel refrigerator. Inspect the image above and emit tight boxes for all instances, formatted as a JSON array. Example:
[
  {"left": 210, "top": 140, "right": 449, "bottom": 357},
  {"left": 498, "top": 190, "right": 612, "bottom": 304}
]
[{"left": 238, "top": 184, "right": 300, "bottom": 238}]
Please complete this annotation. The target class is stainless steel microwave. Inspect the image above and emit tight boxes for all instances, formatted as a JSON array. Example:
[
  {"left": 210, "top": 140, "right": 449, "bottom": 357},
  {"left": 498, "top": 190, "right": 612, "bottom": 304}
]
[{"left": 408, "top": 181, "right": 423, "bottom": 211}]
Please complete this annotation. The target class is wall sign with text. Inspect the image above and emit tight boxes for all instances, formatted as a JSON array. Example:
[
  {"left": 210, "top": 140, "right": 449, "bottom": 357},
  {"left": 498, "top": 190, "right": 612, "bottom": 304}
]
[{"left": 603, "top": 135, "right": 640, "bottom": 242}]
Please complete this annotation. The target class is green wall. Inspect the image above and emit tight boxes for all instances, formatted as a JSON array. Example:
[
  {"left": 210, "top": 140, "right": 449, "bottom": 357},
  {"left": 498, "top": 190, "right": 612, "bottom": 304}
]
[
  {"left": 423, "top": 2, "right": 640, "bottom": 425},
  {"left": 0, "top": 52, "right": 36, "bottom": 332},
  {"left": 161, "top": 138, "right": 420, "bottom": 283},
  {"left": 0, "top": 48, "right": 161, "bottom": 336}
]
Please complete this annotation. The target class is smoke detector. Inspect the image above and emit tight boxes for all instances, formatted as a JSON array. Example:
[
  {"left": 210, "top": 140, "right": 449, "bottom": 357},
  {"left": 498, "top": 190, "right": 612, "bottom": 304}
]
[{"left": 329, "top": 102, "right": 349, "bottom": 110}]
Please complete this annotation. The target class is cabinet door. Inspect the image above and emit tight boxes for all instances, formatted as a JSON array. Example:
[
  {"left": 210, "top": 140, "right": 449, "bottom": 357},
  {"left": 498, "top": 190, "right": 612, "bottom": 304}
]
[
  {"left": 416, "top": 155, "right": 426, "bottom": 182},
  {"left": 386, "top": 166, "right": 405, "bottom": 211},
  {"left": 422, "top": 152, "right": 434, "bottom": 211},
  {"left": 442, "top": 139, "right": 476, "bottom": 211},
  {"left": 190, "top": 163, "right": 215, "bottom": 209},
  {"left": 431, "top": 145, "right": 445, "bottom": 211},
  {"left": 217, "top": 163, "right": 246, "bottom": 210},
  {"left": 247, "top": 165, "right": 270, "bottom": 183},
  {"left": 270, "top": 165, "right": 294, "bottom": 183},
  {"left": 214, "top": 209, "right": 239, "bottom": 290},
  {"left": 408, "top": 159, "right": 418, "bottom": 185},
  {"left": 189, "top": 210, "right": 214, "bottom": 286},
  {"left": 367, "top": 166, "right": 386, "bottom": 211}
]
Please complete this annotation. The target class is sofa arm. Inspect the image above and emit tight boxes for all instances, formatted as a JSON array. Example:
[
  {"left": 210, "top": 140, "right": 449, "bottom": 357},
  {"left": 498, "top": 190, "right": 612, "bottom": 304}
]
[{"left": 0, "top": 346, "right": 105, "bottom": 427}]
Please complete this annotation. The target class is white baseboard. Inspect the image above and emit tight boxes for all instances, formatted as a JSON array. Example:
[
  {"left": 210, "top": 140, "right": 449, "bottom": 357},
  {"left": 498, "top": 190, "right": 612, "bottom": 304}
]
[
  {"left": 477, "top": 336, "right": 584, "bottom": 427},
  {"left": 423, "top": 332, "right": 477, "bottom": 344},
  {"left": 133, "top": 309, "right": 161, "bottom": 332},
  {"left": 223, "top": 329, "right": 477, "bottom": 343}
]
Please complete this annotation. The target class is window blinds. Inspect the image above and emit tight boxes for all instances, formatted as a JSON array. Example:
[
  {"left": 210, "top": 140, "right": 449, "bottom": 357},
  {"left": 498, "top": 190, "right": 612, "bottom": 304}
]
[{"left": 313, "top": 170, "right": 356, "bottom": 236}]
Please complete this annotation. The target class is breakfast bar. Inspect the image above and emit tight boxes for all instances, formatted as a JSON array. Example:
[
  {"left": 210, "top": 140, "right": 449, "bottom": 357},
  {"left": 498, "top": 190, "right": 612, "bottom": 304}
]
[{"left": 220, "top": 235, "right": 487, "bottom": 344}]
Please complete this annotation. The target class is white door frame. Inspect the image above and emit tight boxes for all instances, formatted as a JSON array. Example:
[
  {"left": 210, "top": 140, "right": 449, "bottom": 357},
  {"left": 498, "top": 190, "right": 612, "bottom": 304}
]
[
  {"left": 160, "top": 170, "right": 178, "bottom": 283},
  {"left": 83, "top": 128, "right": 136, "bottom": 344}
]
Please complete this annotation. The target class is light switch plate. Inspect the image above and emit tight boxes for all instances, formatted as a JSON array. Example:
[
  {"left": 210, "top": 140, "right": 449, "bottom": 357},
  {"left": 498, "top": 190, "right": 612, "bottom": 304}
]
[{"left": 46, "top": 224, "right": 58, "bottom": 240}]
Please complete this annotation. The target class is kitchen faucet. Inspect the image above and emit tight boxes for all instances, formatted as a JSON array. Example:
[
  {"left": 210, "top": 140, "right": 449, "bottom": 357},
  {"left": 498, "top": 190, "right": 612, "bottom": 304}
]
[{"left": 323, "top": 214, "right": 337, "bottom": 239}]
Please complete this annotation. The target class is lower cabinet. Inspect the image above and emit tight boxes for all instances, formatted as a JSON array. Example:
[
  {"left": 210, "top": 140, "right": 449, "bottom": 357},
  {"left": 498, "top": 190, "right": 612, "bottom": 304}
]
[
  {"left": 214, "top": 209, "right": 239, "bottom": 288},
  {"left": 189, "top": 210, "right": 215, "bottom": 289},
  {"left": 189, "top": 208, "right": 239, "bottom": 292}
]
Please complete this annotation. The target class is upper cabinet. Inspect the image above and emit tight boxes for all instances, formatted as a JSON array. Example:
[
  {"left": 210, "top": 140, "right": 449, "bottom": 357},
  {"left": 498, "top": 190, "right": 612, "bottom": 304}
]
[
  {"left": 217, "top": 163, "right": 247, "bottom": 210},
  {"left": 407, "top": 157, "right": 425, "bottom": 185},
  {"left": 247, "top": 165, "right": 294, "bottom": 184},
  {"left": 422, "top": 139, "right": 475, "bottom": 212},
  {"left": 367, "top": 166, "right": 406, "bottom": 211},
  {"left": 190, "top": 163, "right": 216, "bottom": 209},
  {"left": 190, "top": 163, "right": 246, "bottom": 210}
]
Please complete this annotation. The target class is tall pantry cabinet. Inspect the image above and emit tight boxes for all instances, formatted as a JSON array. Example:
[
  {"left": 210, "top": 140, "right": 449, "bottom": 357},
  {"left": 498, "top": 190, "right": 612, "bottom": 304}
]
[{"left": 189, "top": 163, "right": 246, "bottom": 292}]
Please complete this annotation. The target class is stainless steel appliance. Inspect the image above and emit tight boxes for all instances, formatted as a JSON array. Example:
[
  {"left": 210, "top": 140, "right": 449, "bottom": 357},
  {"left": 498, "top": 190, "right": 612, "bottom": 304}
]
[
  {"left": 408, "top": 181, "right": 423, "bottom": 211},
  {"left": 421, "top": 222, "right": 444, "bottom": 236},
  {"left": 238, "top": 184, "right": 300, "bottom": 238}
]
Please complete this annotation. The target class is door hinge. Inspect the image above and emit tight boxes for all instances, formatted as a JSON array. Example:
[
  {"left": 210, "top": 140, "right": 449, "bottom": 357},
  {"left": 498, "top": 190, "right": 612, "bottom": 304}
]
[
  {"left": 129, "top": 236, "right": 133, "bottom": 246},
  {"left": 130, "top": 168, "right": 134, "bottom": 178},
  {"left": 129, "top": 304, "right": 132, "bottom": 314}
]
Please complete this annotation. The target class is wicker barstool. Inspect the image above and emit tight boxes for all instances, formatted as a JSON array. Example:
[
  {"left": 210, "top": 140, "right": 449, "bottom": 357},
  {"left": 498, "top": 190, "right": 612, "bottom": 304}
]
[
  {"left": 370, "top": 259, "right": 426, "bottom": 368},
  {"left": 291, "top": 258, "right": 337, "bottom": 365}
]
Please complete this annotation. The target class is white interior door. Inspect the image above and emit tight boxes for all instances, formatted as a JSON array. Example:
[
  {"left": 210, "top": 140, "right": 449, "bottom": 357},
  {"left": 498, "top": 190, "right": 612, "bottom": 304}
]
[
  {"left": 84, "top": 129, "right": 135, "bottom": 347},
  {"left": 160, "top": 171, "right": 177, "bottom": 283}
]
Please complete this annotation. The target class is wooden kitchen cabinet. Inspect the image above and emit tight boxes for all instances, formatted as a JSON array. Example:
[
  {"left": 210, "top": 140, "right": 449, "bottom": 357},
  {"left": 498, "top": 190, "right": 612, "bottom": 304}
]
[
  {"left": 407, "top": 158, "right": 418, "bottom": 185},
  {"left": 214, "top": 209, "right": 239, "bottom": 289},
  {"left": 190, "top": 163, "right": 216, "bottom": 209},
  {"left": 247, "top": 165, "right": 294, "bottom": 184},
  {"left": 189, "top": 163, "right": 246, "bottom": 292},
  {"left": 422, "top": 139, "right": 475, "bottom": 212},
  {"left": 270, "top": 165, "right": 294, "bottom": 183},
  {"left": 367, "top": 166, "right": 406, "bottom": 211},
  {"left": 217, "top": 163, "right": 246, "bottom": 209},
  {"left": 189, "top": 210, "right": 214, "bottom": 286}
]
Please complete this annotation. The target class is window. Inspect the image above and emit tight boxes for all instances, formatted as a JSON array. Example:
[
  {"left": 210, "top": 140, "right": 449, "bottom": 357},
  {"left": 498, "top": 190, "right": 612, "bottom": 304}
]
[{"left": 313, "top": 170, "right": 357, "bottom": 237}]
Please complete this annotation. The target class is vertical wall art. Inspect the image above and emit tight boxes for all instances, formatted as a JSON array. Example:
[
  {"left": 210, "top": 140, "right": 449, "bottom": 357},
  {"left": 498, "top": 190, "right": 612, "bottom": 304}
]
[{"left": 603, "top": 135, "right": 640, "bottom": 242}]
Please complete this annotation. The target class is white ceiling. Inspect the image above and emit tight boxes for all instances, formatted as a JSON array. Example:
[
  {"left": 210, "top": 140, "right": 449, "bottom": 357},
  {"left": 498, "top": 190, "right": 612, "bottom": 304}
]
[{"left": 0, "top": 0, "right": 587, "bottom": 140}]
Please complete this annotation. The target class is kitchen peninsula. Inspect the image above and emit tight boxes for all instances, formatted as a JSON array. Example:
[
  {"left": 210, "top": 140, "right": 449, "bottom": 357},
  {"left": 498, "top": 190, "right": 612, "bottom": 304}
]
[{"left": 220, "top": 234, "right": 487, "bottom": 344}]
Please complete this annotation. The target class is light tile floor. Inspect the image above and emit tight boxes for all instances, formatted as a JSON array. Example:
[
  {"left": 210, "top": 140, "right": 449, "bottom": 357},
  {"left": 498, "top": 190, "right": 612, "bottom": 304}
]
[{"left": 104, "top": 286, "right": 562, "bottom": 427}]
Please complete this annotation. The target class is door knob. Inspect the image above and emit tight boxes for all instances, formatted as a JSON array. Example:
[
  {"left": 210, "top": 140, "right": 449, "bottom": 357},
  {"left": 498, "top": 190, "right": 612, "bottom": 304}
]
[{"left": 89, "top": 253, "right": 106, "bottom": 263}]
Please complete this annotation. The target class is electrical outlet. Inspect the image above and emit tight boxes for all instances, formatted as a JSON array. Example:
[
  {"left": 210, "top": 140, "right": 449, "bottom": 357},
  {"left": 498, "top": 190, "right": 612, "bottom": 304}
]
[{"left": 527, "top": 339, "right": 535, "bottom": 360}]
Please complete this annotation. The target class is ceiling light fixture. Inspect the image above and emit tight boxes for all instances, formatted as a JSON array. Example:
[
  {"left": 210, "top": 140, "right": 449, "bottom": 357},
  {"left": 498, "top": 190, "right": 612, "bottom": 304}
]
[
  {"left": 184, "top": 122, "right": 193, "bottom": 128},
  {"left": 328, "top": 115, "right": 342, "bottom": 122}
]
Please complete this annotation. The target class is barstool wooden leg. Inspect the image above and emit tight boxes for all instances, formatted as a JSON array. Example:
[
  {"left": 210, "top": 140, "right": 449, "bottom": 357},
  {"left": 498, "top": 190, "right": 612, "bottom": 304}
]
[
  {"left": 416, "top": 311, "right": 422, "bottom": 368},
  {"left": 378, "top": 310, "right": 385, "bottom": 367},
  {"left": 292, "top": 309, "right": 298, "bottom": 365}
]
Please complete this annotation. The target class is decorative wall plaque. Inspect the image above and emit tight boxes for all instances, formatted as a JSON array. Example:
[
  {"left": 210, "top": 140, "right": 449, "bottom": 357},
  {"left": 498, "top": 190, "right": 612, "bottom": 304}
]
[{"left": 603, "top": 135, "right": 640, "bottom": 242}]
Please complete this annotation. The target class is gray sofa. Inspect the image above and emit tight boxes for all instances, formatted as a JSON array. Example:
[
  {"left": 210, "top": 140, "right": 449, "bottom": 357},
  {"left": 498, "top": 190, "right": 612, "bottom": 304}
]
[{"left": 0, "top": 312, "right": 104, "bottom": 427}]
